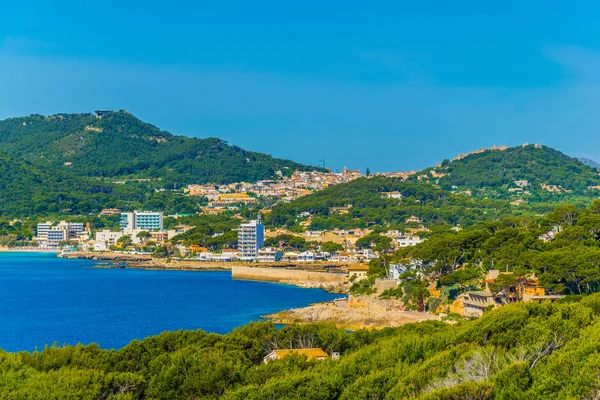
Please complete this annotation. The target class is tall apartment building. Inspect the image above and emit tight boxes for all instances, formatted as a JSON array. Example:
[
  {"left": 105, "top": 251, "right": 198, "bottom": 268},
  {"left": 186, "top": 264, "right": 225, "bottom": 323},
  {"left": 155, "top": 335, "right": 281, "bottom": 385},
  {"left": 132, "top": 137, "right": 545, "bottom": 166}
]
[
  {"left": 120, "top": 211, "right": 164, "bottom": 232},
  {"left": 238, "top": 219, "right": 265, "bottom": 261}
]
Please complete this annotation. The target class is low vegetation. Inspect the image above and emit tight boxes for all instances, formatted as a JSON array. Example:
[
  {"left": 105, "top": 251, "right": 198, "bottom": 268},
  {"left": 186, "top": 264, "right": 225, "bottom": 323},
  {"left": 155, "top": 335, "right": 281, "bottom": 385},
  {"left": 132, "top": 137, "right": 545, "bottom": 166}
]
[{"left": 3, "top": 295, "right": 600, "bottom": 398}]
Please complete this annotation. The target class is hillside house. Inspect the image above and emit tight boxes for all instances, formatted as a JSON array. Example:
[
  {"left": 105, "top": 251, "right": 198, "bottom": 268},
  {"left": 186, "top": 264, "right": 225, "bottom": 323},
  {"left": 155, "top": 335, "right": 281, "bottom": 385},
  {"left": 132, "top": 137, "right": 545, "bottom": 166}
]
[
  {"left": 389, "top": 263, "right": 408, "bottom": 280},
  {"left": 263, "top": 348, "right": 330, "bottom": 364},
  {"left": 397, "top": 234, "right": 424, "bottom": 248},
  {"left": 405, "top": 216, "right": 422, "bottom": 224},
  {"left": 382, "top": 191, "right": 403, "bottom": 200},
  {"left": 347, "top": 265, "right": 370, "bottom": 281},
  {"left": 462, "top": 291, "right": 496, "bottom": 317}
]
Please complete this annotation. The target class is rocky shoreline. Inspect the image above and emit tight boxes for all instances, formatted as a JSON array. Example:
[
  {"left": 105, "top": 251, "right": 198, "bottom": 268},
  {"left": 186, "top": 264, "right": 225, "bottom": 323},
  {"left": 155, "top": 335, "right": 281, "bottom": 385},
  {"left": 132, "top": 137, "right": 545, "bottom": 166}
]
[{"left": 264, "top": 295, "right": 440, "bottom": 330}]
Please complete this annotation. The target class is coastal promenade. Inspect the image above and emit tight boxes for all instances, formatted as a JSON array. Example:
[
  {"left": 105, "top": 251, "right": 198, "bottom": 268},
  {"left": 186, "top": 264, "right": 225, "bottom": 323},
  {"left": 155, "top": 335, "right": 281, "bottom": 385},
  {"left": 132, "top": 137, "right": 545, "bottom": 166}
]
[
  {"left": 0, "top": 247, "right": 59, "bottom": 253},
  {"left": 58, "top": 252, "right": 354, "bottom": 271}
]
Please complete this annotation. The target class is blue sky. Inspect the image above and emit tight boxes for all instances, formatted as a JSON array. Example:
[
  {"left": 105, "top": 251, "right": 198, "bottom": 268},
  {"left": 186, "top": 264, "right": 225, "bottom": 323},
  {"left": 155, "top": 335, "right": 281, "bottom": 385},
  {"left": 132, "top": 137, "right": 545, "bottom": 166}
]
[{"left": 1, "top": 1, "right": 600, "bottom": 172}]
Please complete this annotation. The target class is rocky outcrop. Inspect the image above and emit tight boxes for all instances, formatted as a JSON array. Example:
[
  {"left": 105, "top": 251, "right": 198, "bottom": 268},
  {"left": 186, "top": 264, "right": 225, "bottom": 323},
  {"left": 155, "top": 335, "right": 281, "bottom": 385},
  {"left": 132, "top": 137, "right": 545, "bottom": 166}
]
[
  {"left": 266, "top": 294, "right": 440, "bottom": 330},
  {"left": 449, "top": 296, "right": 466, "bottom": 317},
  {"left": 59, "top": 252, "right": 152, "bottom": 262}
]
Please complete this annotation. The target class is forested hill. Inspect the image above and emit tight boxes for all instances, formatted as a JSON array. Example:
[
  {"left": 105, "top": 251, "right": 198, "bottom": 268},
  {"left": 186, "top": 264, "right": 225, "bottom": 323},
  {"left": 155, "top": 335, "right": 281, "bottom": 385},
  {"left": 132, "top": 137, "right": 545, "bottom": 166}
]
[
  {"left": 0, "top": 111, "right": 320, "bottom": 186},
  {"left": 421, "top": 144, "right": 600, "bottom": 192},
  {"left": 0, "top": 149, "right": 208, "bottom": 218},
  {"left": 264, "top": 176, "right": 546, "bottom": 230},
  {"left": 0, "top": 151, "right": 114, "bottom": 216}
]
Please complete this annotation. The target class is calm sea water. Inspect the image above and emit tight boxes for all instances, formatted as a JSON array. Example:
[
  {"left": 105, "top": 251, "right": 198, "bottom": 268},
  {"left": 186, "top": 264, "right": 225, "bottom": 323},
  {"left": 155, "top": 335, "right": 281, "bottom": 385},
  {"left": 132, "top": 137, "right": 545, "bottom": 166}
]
[{"left": 0, "top": 252, "right": 338, "bottom": 352}]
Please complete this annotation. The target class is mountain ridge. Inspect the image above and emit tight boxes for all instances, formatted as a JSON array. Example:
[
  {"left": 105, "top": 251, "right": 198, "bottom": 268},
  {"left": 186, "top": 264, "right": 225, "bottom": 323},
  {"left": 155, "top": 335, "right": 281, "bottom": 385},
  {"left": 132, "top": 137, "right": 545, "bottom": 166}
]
[
  {"left": 0, "top": 110, "right": 322, "bottom": 186},
  {"left": 421, "top": 144, "right": 600, "bottom": 192},
  {"left": 578, "top": 157, "right": 600, "bottom": 169}
]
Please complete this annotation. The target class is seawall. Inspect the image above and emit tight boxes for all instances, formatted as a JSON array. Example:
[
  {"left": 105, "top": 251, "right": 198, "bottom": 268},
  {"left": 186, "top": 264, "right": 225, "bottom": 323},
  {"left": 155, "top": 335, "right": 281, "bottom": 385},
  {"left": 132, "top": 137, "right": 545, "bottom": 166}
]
[{"left": 232, "top": 266, "right": 347, "bottom": 292}]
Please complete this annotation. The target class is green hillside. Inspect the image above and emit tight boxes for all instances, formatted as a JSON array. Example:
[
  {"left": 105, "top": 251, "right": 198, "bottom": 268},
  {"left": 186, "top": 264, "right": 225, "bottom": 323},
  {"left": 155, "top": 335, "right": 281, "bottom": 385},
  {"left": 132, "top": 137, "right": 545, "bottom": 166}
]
[
  {"left": 0, "top": 111, "right": 320, "bottom": 186},
  {"left": 265, "top": 176, "right": 556, "bottom": 231},
  {"left": 0, "top": 151, "right": 203, "bottom": 218},
  {"left": 422, "top": 144, "right": 600, "bottom": 192},
  {"left": 2, "top": 295, "right": 600, "bottom": 398}
]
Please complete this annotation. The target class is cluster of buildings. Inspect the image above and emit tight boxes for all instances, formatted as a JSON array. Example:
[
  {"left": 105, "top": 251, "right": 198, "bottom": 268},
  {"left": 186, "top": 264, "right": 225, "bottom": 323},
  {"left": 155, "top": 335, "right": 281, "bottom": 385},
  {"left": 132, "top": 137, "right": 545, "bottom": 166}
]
[
  {"left": 36, "top": 221, "right": 89, "bottom": 250},
  {"left": 265, "top": 227, "right": 426, "bottom": 252},
  {"left": 93, "top": 211, "right": 176, "bottom": 251},
  {"left": 36, "top": 211, "right": 179, "bottom": 252},
  {"left": 185, "top": 168, "right": 364, "bottom": 213},
  {"left": 36, "top": 207, "right": 427, "bottom": 262},
  {"left": 461, "top": 270, "right": 564, "bottom": 317},
  {"left": 181, "top": 219, "right": 386, "bottom": 263}
]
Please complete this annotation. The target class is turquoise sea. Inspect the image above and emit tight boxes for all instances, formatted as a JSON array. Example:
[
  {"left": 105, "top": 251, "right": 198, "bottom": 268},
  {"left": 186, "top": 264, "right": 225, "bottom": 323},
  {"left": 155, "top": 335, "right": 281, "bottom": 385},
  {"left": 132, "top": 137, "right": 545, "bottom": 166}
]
[{"left": 0, "top": 252, "right": 338, "bottom": 352}]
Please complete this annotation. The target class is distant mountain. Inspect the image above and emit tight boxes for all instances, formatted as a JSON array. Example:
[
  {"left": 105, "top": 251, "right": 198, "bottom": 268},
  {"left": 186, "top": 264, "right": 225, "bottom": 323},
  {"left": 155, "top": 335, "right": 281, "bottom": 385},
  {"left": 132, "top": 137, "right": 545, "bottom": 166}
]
[
  {"left": 266, "top": 144, "right": 600, "bottom": 231},
  {"left": 0, "top": 111, "right": 321, "bottom": 186},
  {"left": 578, "top": 157, "right": 600, "bottom": 169},
  {"left": 422, "top": 144, "right": 600, "bottom": 192}
]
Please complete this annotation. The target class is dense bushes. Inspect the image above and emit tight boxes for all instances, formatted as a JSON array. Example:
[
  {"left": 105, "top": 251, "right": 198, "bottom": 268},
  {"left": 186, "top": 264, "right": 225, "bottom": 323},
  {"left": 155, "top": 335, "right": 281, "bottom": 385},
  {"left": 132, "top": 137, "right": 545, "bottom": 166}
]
[{"left": 4, "top": 296, "right": 600, "bottom": 398}]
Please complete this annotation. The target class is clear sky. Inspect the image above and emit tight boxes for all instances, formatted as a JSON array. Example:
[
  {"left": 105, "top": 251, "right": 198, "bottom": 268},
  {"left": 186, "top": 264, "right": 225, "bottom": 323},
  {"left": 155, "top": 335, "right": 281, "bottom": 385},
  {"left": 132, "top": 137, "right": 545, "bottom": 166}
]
[{"left": 1, "top": 1, "right": 599, "bottom": 172}]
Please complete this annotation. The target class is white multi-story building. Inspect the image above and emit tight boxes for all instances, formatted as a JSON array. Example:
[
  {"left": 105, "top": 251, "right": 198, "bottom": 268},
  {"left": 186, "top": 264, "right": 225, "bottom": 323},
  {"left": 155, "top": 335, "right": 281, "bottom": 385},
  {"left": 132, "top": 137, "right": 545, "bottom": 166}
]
[
  {"left": 389, "top": 263, "right": 408, "bottom": 280},
  {"left": 120, "top": 211, "right": 164, "bottom": 232},
  {"left": 47, "top": 228, "right": 65, "bottom": 246},
  {"left": 37, "top": 222, "right": 53, "bottom": 240},
  {"left": 95, "top": 230, "right": 124, "bottom": 246},
  {"left": 37, "top": 221, "right": 88, "bottom": 242},
  {"left": 238, "top": 219, "right": 265, "bottom": 261},
  {"left": 54, "top": 221, "right": 86, "bottom": 240},
  {"left": 256, "top": 247, "right": 283, "bottom": 262}
]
